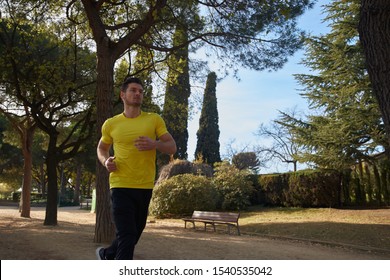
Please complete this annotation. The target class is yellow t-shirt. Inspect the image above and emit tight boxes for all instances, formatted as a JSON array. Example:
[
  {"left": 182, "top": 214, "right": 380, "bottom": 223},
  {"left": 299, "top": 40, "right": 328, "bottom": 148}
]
[{"left": 100, "top": 112, "right": 168, "bottom": 189}]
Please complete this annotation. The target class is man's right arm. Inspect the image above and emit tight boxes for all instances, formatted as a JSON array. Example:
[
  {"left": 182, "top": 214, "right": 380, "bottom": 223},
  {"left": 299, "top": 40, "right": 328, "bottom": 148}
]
[{"left": 97, "top": 140, "right": 116, "bottom": 172}]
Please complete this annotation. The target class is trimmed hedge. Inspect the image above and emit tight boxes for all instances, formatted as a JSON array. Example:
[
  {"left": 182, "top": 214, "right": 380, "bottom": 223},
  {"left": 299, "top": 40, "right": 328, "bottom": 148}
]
[
  {"left": 285, "top": 170, "right": 341, "bottom": 207},
  {"left": 259, "top": 170, "right": 342, "bottom": 207},
  {"left": 258, "top": 173, "right": 289, "bottom": 206}
]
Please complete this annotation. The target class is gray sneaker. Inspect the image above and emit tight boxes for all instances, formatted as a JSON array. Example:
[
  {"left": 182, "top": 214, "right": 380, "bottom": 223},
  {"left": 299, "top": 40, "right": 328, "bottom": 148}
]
[{"left": 95, "top": 247, "right": 105, "bottom": 260}]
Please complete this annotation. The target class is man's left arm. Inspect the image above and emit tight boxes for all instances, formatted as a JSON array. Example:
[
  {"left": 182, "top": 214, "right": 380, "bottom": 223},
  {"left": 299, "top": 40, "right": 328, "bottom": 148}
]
[
  {"left": 156, "top": 133, "right": 177, "bottom": 155},
  {"left": 134, "top": 133, "right": 176, "bottom": 155}
]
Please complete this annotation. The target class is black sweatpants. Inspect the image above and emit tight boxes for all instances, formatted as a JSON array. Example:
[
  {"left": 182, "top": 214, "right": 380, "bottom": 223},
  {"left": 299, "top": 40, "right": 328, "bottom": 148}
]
[{"left": 104, "top": 188, "right": 152, "bottom": 260}]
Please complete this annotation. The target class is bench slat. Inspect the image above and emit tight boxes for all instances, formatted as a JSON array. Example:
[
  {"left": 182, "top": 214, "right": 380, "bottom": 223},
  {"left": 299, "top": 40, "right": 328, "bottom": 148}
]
[{"left": 192, "top": 211, "right": 239, "bottom": 221}]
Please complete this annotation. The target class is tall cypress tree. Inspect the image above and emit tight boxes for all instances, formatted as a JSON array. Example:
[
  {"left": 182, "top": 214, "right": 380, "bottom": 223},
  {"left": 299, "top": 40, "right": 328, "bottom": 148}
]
[
  {"left": 134, "top": 44, "right": 161, "bottom": 114},
  {"left": 162, "top": 24, "right": 191, "bottom": 160},
  {"left": 195, "top": 72, "right": 221, "bottom": 165}
]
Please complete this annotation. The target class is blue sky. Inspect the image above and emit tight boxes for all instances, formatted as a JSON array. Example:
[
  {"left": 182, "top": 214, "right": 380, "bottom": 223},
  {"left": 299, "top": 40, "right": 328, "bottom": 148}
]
[{"left": 187, "top": 0, "right": 332, "bottom": 173}]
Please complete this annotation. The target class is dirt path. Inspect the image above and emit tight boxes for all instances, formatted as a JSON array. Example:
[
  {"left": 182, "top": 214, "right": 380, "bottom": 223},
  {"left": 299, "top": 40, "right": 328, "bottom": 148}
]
[{"left": 0, "top": 206, "right": 388, "bottom": 260}]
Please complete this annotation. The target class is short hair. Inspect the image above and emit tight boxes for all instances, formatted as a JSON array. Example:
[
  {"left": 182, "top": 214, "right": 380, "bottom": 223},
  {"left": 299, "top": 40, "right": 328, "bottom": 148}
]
[{"left": 120, "top": 77, "right": 143, "bottom": 92}]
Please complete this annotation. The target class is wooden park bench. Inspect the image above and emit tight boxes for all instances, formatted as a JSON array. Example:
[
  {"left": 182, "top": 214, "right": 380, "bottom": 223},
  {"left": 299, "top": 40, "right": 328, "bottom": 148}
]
[
  {"left": 182, "top": 211, "right": 240, "bottom": 235},
  {"left": 79, "top": 196, "right": 92, "bottom": 209}
]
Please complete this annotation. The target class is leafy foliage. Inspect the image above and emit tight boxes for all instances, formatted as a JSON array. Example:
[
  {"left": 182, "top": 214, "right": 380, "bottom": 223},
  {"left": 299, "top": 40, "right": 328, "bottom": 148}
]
[
  {"left": 213, "top": 161, "right": 254, "bottom": 210},
  {"left": 150, "top": 174, "right": 218, "bottom": 218},
  {"left": 151, "top": 160, "right": 258, "bottom": 217},
  {"left": 0, "top": 116, "right": 23, "bottom": 182},
  {"left": 0, "top": 9, "right": 97, "bottom": 223},
  {"left": 232, "top": 152, "right": 260, "bottom": 173}
]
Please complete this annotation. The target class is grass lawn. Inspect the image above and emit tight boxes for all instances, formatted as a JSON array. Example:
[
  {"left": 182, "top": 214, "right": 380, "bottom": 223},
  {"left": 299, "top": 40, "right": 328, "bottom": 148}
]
[{"left": 159, "top": 206, "right": 390, "bottom": 251}]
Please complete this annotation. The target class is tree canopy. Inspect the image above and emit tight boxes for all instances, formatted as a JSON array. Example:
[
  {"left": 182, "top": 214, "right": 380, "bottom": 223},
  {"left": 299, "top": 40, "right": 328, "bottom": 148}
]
[
  {"left": 0, "top": 9, "right": 96, "bottom": 224},
  {"left": 276, "top": 0, "right": 384, "bottom": 170}
]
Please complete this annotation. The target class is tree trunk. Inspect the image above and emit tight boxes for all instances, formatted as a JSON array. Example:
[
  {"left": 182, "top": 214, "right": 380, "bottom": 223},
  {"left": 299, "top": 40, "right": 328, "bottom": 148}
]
[
  {"left": 73, "top": 164, "right": 82, "bottom": 205},
  {"left": 20, "top": 126, "right": 35, "bottom": 218},
  {"left": 356, "top": 160, "right": 366, "bottom": 205},
  {"left": 372, "top": 163, "right": 382, "bottom": 204},
  {"left": 94, "top": 49, "right": 116, "bottom": 243},
  {"left": 87, "top": 174, "right": 92, "bottom": 197},
  {"left": 364, "top": 163, "right": 372, "bottom": 204},
  {"left": 341, "top": 169, "right": 352, "bottom": 206},
  {"left": 359, "top": 0, "right": 390, "bottom": 156},
  {"left": 44, "top": 135, "right": 59, "bottom": 226},
  {"left": 59, "top": 164, "right": 66, "bottom": 205},
  {"left": 386, "top": 168, "right": 390, "bottom": 204},
  {"left": 40, "top": 162, "right": 46, "bottom": 195}
]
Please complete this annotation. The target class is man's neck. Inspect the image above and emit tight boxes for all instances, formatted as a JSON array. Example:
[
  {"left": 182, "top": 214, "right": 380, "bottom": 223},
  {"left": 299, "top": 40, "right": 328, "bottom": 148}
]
[{"left": 123, "top": 107, "right": 141, "bottom": 118}]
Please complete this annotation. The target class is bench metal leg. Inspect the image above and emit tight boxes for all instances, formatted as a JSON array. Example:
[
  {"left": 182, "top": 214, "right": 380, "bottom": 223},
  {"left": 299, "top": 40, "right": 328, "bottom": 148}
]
[
  {"left": 227, "top": 224, "right": 240, "bottom": 235},
  {"left": 202, "top": 222, "right": 216, "bottom": 232}
]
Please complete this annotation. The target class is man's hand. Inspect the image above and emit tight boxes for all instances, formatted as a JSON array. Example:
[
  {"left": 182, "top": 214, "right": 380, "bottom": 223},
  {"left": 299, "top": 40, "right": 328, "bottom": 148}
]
[
  {"left": 104, "top": 156, "right": 117, "bottom": 172},
  {"left": 134, "top": 136, "right": 156, "bottom": 151}
]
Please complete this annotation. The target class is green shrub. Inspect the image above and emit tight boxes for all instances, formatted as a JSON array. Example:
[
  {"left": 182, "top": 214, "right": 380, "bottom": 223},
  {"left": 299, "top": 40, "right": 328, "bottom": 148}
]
[
  {"left": 213, "top": 162, "right": 254, "bottom": 210},
  {"left": 150, "top": 174, "right": 218, "bottom": 218}
]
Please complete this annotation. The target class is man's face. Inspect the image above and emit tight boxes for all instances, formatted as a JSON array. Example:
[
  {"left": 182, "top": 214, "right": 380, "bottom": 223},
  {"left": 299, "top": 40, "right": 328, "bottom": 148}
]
[{"left": 121, "top": 83, "right": 144, "bottom": 107}]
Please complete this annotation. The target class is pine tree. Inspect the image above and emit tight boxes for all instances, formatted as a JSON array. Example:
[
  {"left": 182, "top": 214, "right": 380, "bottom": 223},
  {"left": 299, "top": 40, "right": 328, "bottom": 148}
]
[
  {"left": 281, "top": 0, "right": 384, "bottom": 170},
  {"left": 195, "top": 72, "right": 221, "bottom": 165}
]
